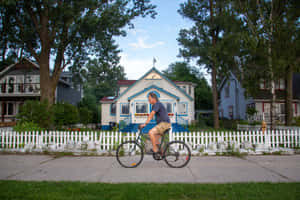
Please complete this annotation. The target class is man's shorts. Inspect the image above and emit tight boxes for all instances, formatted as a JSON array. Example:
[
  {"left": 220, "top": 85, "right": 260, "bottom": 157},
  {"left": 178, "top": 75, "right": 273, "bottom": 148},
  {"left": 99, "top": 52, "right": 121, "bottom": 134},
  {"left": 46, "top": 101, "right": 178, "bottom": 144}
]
[{"left": 153, "top": 122, "right": 171, "bottom": 135}]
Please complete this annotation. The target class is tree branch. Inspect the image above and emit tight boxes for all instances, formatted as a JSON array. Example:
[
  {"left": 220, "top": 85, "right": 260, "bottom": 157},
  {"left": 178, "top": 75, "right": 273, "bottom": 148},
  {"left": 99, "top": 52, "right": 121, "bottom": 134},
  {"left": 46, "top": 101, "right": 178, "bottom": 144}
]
[{"left": 14, "top": 11, "right": 40, "bottom": 62}]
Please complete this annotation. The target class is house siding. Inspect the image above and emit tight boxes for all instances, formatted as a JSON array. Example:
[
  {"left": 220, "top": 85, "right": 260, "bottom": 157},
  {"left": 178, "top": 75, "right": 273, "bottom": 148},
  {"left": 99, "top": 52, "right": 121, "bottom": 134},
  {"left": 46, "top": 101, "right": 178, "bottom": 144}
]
[{"left": 219, "top": 74, "right": 254, "bottom": 120}]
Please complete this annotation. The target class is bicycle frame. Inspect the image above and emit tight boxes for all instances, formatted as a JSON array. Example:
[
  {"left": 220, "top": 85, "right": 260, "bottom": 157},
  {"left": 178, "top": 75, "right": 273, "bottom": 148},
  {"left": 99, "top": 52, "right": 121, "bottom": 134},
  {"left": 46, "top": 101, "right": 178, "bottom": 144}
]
[{"left": 134, "top": 128, "right": 169, "bottom": 153}]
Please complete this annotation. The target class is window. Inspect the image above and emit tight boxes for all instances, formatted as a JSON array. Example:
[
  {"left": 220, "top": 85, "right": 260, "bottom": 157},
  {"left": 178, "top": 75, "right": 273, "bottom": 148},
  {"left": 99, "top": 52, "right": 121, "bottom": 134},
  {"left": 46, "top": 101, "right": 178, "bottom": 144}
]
[
  {"left": 110, "top": 103, "right": 116, "bottom": 115},
  {"left": 1, "top": 79, "right": 6, "bottom": 93},
  {"left": 8, "top": 77, "right": 15, "bottom": 93},
  {"left": 2, "top": 102, "right": 7, "bottom": 115},
  {"left": 260, "top": 79, "right": 269, "bottom": 90},
  {"left": 136, "top": 102, "right": 147, "bottom": 114},
  {"left": 7, "top": 103, "right": 14, "bottom": 115},
  {"left": 225, "top": 83, "right": 230, "bottom": 98},
  {"left": 178, "top": 103, "right": 187, "bottom": 115},
  {"left": 188, "top": 85, "right": 191, "bottom": 95},
  {"left": 182, "top": 86, "right": 186, "bottom": 92},
  {"left": 275, "top": 79, "right": 285, "bottom": 90},
  {"left": 121, "top": 103, "right": 129, "bottom": 115},
  {"left": 162, "top": 102, "right": 172, "bottom": 113}
]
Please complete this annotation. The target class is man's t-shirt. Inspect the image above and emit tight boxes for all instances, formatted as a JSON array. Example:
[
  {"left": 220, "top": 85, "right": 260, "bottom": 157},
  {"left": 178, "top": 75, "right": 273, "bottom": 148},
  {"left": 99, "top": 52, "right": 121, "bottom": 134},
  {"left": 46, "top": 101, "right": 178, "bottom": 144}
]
[{"left": 152, "top": 101, "right": 170, "bottom": 124}]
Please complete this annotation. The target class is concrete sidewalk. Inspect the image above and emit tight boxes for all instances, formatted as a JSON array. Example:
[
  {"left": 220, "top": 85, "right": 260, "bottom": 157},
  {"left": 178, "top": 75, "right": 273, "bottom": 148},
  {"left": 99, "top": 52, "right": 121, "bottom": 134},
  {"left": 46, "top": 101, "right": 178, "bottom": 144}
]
[{"left": 0, "top": 154, "right": 299, "bottom": 183}]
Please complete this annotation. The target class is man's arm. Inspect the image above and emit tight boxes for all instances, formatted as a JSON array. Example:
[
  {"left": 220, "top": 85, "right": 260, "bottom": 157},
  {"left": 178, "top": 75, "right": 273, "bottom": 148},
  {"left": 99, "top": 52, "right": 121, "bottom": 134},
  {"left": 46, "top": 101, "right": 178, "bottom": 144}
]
[{"left": 141, "top": 110, "right": 155, "bottom": 128}]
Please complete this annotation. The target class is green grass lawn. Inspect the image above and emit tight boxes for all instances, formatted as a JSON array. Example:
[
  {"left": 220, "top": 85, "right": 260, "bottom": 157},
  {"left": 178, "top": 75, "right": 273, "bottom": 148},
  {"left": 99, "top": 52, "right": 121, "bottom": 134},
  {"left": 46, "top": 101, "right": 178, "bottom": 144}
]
[{"left": 0, "top": 180, "right": 299, "bottom": 200}]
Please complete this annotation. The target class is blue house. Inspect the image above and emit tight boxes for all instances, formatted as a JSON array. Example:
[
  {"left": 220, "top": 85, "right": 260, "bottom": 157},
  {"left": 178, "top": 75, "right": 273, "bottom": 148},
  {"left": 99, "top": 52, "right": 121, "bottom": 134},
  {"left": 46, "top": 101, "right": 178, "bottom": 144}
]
[{"left": 218, "top": 72, "right": 300, "bottom": 124}]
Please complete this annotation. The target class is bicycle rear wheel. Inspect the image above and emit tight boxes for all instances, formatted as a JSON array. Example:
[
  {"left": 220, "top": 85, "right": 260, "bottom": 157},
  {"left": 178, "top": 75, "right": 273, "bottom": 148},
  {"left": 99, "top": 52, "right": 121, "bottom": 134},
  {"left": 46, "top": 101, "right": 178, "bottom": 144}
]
[
  {"left": 116, "top": 141, "right": 144, "bottom": 168},
  {"left": 163, "top": 141, "right": 191, "bottom": 168}
]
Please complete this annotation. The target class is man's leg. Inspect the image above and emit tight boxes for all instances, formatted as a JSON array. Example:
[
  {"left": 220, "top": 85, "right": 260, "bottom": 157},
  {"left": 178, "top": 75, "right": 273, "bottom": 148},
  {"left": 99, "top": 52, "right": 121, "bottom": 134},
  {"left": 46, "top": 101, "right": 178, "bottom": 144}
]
[{"left": 148, "top": 127, "right": 161, "bottom": 152}]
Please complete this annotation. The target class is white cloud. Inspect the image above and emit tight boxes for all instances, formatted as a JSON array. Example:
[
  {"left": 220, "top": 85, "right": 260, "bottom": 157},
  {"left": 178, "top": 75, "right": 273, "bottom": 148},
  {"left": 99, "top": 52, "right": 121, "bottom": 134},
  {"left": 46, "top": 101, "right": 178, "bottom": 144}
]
[
  {"left": 120, "top": 53, "right": 168, "bottom": 79},
  {"left": 128, "top": 28, "right": 147, "bottom": 36},
  {"left": 129, "top": 36, "right": 164, "bottom": 49}
]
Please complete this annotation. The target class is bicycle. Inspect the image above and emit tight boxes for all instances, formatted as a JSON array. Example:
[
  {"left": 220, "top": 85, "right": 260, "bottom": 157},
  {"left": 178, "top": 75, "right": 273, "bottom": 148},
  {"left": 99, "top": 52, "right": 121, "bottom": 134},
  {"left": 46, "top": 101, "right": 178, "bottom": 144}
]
[{"left": 116, "top": 126, "right": 191, "bottom": 168}]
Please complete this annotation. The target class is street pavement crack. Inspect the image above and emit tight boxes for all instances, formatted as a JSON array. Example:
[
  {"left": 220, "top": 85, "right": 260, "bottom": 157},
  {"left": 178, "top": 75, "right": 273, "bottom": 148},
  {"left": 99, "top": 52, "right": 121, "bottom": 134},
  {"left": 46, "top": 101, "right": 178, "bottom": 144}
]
[
  {"left": 5, "top": 156, "right": 59, "bottom": 179},
  {"left": 241, "top": 157, "right": 295, "bottom": 182},
  {"left": 187, "top": 165, "right": 197, "bottom": 183}
]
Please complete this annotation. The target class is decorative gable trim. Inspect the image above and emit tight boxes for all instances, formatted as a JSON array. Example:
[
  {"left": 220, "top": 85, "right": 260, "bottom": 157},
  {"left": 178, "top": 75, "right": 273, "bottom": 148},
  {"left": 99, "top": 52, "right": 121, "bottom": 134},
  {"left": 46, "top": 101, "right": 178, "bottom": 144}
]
[
  {"left": 127, "top": 85, "right": 180, "bottom": 101},
  {"left": 114, "top": 67, "right": 193, "bottom": 102}
]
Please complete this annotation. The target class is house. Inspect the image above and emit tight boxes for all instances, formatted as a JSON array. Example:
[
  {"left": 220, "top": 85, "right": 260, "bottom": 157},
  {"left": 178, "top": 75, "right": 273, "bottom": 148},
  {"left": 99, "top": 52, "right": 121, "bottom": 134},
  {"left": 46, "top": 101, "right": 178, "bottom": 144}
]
[
  {"left": 218, "top": 71, "right": 300, "bottom": 124},
  {"left": 0, "top": 58, "right": 82, "bottom": 124},
  {"left": 100, "top": 67, "right": 196, "bottom": 133}
]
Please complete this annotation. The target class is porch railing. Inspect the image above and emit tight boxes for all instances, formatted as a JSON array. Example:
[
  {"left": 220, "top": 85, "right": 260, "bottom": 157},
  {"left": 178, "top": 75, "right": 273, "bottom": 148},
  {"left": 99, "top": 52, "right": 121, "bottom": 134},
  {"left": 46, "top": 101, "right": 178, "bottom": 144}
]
[
  {"left": 176, "top": 113, "right": 188, "bottom": 128},
  {"left": 0, "top": 83, "right": 40, "bottom": 95}
]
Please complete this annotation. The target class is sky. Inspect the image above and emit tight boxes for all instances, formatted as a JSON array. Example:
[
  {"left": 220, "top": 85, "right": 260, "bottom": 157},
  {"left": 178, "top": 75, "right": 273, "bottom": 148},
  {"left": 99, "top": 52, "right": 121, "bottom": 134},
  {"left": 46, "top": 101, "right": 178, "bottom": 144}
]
[{"left": 114, "top": 0, "right": 209, "bottom": 81}]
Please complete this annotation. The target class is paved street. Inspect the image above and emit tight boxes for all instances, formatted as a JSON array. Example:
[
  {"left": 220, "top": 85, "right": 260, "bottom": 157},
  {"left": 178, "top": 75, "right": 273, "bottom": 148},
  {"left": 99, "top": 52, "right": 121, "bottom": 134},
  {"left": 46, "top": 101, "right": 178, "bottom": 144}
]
[{"left": 0, "top": 154, "right": 299, "bottom": 183}]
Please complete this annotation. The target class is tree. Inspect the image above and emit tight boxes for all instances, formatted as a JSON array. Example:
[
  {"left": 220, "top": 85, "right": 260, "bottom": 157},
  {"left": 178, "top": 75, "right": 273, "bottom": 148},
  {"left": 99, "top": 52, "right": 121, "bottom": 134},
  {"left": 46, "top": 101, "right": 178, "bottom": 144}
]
[
  {"left": 235, "top": 0, "right": 300, "bottom": 126},
  {"left": 177, "top": 0, "right": 242, "bottom": 128},
  {"left": 163, "top": 62, "right": 212, "bottom": 110},
  {"left": 0, "top": 0, "right": 156, "bottom": 105}
]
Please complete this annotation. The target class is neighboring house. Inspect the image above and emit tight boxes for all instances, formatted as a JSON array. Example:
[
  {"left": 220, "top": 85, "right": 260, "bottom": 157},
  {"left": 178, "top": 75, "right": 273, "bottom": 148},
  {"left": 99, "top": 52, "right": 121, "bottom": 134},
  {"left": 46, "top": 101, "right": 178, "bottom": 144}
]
[
  {"left": 0, "top": 58, "right": 82, "bottom": 124},
  {"left": 218, "top": 71, "right": 300, "bottom": 124},
  {"left": 100, "top": 67, "right": 196, "bottom": 132}
]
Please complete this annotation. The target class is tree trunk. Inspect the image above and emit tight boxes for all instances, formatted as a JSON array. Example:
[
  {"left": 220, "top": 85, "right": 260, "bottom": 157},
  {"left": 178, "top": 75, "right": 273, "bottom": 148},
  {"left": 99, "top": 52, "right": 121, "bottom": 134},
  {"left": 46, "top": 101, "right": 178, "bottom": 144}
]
[
  {"left": 39, "top": 59, "right": 57, "bottom": 105},
  {"left": 285, "top": 65, "right": 293, "bottom": 125},
  {"left": 209, "top": 0, "right": 220, "bottom": 129},
  {"left": 268, "top": 0, "right": 275, "bottom": 130},
  {"left": 212, "top": 63, "right": 220, "bottom": 129}
]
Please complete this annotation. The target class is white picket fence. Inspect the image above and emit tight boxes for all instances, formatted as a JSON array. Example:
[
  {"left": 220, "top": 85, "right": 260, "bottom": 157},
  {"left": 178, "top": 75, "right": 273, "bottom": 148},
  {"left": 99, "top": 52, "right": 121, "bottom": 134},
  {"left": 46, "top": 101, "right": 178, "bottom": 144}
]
[{"left": 0, "top": 129, "right": 299, "bottom": 152}]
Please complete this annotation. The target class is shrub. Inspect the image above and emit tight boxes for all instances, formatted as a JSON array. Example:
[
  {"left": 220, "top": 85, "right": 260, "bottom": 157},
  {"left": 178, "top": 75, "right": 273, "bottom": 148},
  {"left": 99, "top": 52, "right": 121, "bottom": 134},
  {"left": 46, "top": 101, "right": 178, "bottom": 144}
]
[
  {"left": 246, "top": 107, "right": 257, "bottom": 116},
  {"left": 294, "top": 116, "right": 300, "bottom": 126},
  {"left": 13, "top": 121, "right": 44, "bottom": 132},
  {"left": 53, "top": 103, "right": 79, "bottom": 127},
  {"left": 16, "top": 100, "right": 54, "bottom": 129},
  {"left": 219, "top": 118, "right": 239, "bottom": 130},
  {"left": 78, "top": 107, "right": 93, "bottom": 126},
  {"left": 239, "top": 120, "right": 249, "bottom": 125}
]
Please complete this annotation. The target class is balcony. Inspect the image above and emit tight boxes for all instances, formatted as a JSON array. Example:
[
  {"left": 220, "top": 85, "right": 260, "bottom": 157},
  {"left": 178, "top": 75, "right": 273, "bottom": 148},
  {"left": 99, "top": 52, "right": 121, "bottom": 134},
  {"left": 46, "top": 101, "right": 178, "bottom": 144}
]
[{"left": 0, "top": 83, "right": 40, "bottom": 96}]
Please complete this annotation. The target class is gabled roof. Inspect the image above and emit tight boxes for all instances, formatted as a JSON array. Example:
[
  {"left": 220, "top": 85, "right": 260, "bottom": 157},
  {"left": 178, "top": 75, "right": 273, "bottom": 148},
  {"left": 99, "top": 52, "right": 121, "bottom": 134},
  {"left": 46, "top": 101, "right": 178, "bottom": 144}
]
[
  {"left": 0, "top": 57, "right": 72, "bottom": 87},
  {"left": 127, "top": 85, "right": 180, "bottom": 101},
  {"left": 0, "top": 57, "right": 39, "bottom": 76},
  {"left": 118, "top": 80, "right": 136, "bottom": 85},
  {"left": 218, "top": 71, "right": 300, "bottom": 100},
  {"left": 100, "top": 96, "right": 116, "bottom": 103},
  {"left": 117, "top": 79, "right": 196, "bottom": 86},
  {"left": 218, "top": 71, "right": 238, "bottom": 91},
  {"left": 114, "top": 67, "right": 194, "bottom": 102}
]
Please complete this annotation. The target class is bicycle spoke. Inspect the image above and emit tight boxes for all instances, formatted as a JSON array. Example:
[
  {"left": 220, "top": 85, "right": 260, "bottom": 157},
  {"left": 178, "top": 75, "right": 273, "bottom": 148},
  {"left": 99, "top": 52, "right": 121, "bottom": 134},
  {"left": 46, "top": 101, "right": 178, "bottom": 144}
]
[
  {"left": 116, "top": 141, "right": 143, "bottom": 168},
  {"left": 164, "top": 141, "right": 191, "bottom": 168}
]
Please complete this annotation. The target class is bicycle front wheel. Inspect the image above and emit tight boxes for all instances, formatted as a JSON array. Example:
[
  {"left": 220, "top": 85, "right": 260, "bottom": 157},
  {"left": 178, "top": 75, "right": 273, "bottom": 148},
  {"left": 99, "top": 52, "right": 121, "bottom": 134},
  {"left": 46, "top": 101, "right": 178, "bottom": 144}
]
[
  {"left": 116, "top": 141, "right": 144, "bottom": 168},
  {"left": 164, "top": 141, "right": 191, "bottom": 168}
]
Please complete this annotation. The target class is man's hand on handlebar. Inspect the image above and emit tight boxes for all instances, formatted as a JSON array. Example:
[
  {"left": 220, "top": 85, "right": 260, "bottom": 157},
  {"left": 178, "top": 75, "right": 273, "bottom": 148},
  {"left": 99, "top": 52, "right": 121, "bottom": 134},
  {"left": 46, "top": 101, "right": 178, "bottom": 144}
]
[{"left": 139, "top": 123, "right": 146, "bottom": 129}]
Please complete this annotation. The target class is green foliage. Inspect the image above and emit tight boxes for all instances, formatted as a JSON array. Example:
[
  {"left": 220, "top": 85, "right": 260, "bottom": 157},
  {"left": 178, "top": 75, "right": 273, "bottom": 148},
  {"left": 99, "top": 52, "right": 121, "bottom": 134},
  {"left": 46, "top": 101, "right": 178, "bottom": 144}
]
[
  {"left": 13, "top": 121, "right": 44, "bottom": 132},
  {"left": 294, "top": 116, "right": 300, "bottom": 127},
  {"left": 78, "top": 94, "right": 101, "bottom": 123},
  {"left": 78, "top": 107, "right": 93, "bottom": 126},
  {"left": 53, "top": 103, "right": 79, "bottom": 127},
  {"left": 16, "top": 100, "right": 54, "bottom": 129},
  {"left": 219, "top": 118, "right": 239, "bottom": 130},
  {"left": 163, "top": 62, "right": 212, "bottom": 110},
  {"left": 246, "top": 107, "right": 258, "bottom": 116},
  {"left": 0, "top": 0, "right": 156, "bottom": 103}
]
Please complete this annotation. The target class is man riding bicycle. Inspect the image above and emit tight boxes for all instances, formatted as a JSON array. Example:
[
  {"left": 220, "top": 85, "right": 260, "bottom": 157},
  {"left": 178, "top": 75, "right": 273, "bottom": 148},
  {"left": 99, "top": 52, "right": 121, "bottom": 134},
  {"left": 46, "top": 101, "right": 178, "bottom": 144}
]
[{"left": 139, "top": 92, "right": 171, "bottom": 154}]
